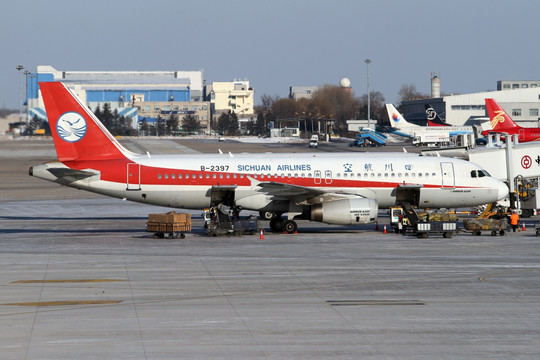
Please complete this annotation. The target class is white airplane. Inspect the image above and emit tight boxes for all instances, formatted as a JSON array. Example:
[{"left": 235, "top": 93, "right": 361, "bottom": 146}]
[
  {"left": 30, "top": 82, "right": 508, "bottom": 233},
  {"left": 386, "top": 104, "right": 474, "bottom": 138}
]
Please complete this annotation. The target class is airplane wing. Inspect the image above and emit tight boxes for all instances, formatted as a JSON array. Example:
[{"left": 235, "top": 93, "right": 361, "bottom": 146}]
[{"left": 255, "top": 181, "right": 369, "bottom": 205}]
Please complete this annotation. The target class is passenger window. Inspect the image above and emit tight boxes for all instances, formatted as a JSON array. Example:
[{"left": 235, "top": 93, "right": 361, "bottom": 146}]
[
  {"left": 165, "top": 174, "right": 169, "bottom": 179},
  {"left": 172, "top": 174, "right": 175, "bottom": 179},
  {"left": 158, "top": 174, "right": 162, "bottom": 179},
  {"left": 220, "top": 174, "right": 224, "bottom": 179},
  {"left": 179, "top": 174, "right": 182, "bottom": 179}
]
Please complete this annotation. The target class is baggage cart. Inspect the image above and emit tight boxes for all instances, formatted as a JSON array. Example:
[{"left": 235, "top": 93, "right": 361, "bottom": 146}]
[
  {"left": 147, "top": 211, "right": 192, "bottom": 239},
  {"left": 462, "top": 218, "right": 507, "bottom": 236}
]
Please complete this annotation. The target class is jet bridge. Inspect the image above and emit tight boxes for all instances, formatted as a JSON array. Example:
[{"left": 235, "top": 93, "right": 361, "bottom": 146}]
[{"left": 427, "top": 135, "right": 540, "bottom": 217}]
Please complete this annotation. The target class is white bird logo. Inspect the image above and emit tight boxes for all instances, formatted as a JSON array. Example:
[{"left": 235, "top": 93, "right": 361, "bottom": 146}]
[{"left": 57, "top": 112, "right": 87, "bottom": 142}]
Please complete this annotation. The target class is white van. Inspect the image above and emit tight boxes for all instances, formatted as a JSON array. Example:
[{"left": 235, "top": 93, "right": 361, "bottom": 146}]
[{"left": 309, "top": 135, "right": 319, "bottom": 148}]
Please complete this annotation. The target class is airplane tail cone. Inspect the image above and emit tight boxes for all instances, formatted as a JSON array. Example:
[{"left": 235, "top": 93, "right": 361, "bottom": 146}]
[{"left": 260, "top": 229, "right": 264, "bottom": 239}]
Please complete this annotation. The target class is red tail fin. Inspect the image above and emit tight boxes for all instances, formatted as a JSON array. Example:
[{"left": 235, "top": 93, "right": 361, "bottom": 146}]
[
  {"left": 485, "top": 98, "right": 521, "bottom": 131},
  {"left": 40, "top": 82, "right": 130, "bottom": 162}
]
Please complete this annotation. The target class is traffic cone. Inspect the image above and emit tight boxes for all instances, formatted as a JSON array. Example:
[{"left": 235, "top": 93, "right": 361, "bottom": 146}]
[
  {"left": 259, "top": 229, "right": 264, "bottom": 239},
  {"left": 383, "top": 225, "right": 387, "bottom": 234},
  {"left": 522, "top": 222, "right": 526, "bottom": 232}
]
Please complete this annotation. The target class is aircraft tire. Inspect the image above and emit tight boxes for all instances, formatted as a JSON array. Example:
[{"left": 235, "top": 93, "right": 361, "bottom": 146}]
[
  {"left": 281, "top": 220, "right": 297, "bottom": 234},
  {"left": 270, "top": 218, "right": 283, "bottom": 232},
  {"left": 259, "top": 211, "right": 276, "bottom": 220}
]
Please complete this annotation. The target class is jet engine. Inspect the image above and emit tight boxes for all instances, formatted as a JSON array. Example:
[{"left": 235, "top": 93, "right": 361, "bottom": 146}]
[{"left": 310, "top": 198, "right": 378, "bottom": 225}]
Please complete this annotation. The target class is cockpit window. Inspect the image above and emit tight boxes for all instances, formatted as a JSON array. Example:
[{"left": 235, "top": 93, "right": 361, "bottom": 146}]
[{"left": 471, "top": 170, "right": 491, "bottom": 178}]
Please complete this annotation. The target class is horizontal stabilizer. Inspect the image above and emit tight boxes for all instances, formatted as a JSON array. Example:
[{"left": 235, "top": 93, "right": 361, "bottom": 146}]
[{"left": 47, "top": 168, "right": 99, "bottom": 184}]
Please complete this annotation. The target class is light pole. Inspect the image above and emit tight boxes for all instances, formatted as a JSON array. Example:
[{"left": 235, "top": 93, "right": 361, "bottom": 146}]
[
  {"left": 16, "top": 65, "right": 24, "bottom": 122},
  {"left": 365, "top": 58, "right": 371, "bottom": 129},
  {"left": 25, "top": 71, "right": 35, "bottom": 126}
]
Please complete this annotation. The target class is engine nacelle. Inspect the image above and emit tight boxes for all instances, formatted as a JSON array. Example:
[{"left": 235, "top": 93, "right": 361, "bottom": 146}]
[{"left": 310, "top": 198, "right": 378, "bottom": 225}]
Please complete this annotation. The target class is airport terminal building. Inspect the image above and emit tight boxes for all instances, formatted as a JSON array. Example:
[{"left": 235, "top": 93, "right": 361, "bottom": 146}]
[
  {"left": 25, "top": 66, "right": 255, "bottom": 134},
  {"left": 401, "top": 78, "right": 540, "bottom": 128}
]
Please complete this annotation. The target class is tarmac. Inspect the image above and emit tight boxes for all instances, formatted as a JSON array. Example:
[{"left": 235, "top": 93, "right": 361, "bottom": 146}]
[{"left": 1, "top": 137, "right": 539, "bottom": 359}]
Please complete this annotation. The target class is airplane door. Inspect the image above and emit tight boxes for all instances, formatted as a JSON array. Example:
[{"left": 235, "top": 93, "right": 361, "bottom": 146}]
[
  {"left": 440, "top": 162, "right": 455, "bottom": 189},
  {"left": 127, "top": 163, "right": 141, "bottom": 190},
  {"left": 324, "top": 170, "right": 332, "bottom": 184},
  {"left": 314, "top": 170, "right": 322, "bottom": 184}
]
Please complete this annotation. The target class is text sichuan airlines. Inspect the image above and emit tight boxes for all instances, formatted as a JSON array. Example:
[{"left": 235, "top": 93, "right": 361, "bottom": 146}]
[{"left": 237, "top": 164, "right": 312, "bottom": 172}]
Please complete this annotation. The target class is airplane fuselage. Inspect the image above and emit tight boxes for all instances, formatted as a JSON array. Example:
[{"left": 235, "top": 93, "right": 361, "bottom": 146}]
[{"left": 31, "top": 152, "right": 506, "bottom": 210}]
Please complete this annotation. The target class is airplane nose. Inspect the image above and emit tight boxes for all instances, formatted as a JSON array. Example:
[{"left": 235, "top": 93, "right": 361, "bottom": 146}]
[{"left": 497, "top": 181, "right": 509, "bottom": 201}]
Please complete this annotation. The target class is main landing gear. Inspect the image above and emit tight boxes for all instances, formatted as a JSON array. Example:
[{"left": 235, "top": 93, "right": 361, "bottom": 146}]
[{"left": 269, "top": 216, "right": 298, "bottom": 234}]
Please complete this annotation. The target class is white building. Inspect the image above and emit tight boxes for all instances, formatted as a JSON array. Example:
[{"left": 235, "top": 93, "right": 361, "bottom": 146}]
[
  {"left": 289, "top": 86, "right": 319, "bottom": 100},
  {"left": 205, "top": 80, "right": 254, "bottom": 118},
  {"left": 401, "top": 81, "right": 540, "bottom": 128}
]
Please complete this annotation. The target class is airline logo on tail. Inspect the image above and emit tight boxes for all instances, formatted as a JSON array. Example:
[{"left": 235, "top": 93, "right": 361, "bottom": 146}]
[
  {"left": 57, "top": 112, "right": 87, "bottom": 142},
  {"left": 426, "top": 107, "right": 436, "bottom": 121},
  {"left": 490, "top": 110, "right": 506, "bottom": 129}
]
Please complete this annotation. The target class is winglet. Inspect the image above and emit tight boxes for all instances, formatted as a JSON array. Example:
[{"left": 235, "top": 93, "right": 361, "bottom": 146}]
[{"left": 39, "top": 82, "right": 132, "bottom": 162}]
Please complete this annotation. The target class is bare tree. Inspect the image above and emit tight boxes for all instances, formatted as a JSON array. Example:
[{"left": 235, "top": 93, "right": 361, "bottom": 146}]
[{"left": 397, "top": 84, "right": 428, "bottom": 104}]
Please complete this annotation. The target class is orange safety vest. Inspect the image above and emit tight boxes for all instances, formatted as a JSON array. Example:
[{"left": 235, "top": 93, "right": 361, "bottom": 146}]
[{"left": 510, "top": 213, "right": 519, "bottom": 225}]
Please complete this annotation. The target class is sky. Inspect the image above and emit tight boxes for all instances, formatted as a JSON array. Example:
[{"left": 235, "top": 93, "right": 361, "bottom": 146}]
[{"left": 1, "top": 0, "right": 539, "bottom": 109}]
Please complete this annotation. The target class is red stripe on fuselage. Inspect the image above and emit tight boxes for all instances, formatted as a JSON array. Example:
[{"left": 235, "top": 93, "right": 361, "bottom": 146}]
[{"left": 63, "top": 160, "right": 477, "bottom": 190}]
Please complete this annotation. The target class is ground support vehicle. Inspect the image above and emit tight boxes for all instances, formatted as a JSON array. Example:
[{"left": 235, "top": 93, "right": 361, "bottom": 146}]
[
  {"left": 309, "top": 135, "right": 319, "bottom": 148},
  {"left": 147, "top": 211, "right": 191, "bottom": 238},
  {"left": 462, "top": 218, "right": 508, "bottom": 236},
  {"left": 394, "top": 204, "right": 457, "bottom": 238},
  {"left": 203, "top": 206, "right": 260, "bottom": 236},
  {"left": 414, "top": 221, "right": 458, "bottom": 238},
  {"left": 349, "top": 130, "right": 387, "bottom": 147},
  {"left": 534, "top": 223, "right": 540, "bottom": 237}
]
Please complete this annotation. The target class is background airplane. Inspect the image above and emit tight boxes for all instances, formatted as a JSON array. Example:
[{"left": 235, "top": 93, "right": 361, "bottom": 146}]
[
  {"left": 30, "top": 82, "right": 508, "bottom": 233},
  {"left": 425, "top": 104, "right": 451, "bottom": 126},
  {"left": 481, "top": 98, "right": 540, "bottom": 142},
  {"left": 386, "top": 104, "right": 474, "bottom": 137}
]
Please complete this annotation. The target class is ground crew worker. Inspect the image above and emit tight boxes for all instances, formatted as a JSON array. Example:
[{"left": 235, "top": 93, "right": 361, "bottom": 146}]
[{"left": 510, "top": 210, "right": 520, "bottom": 232}]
